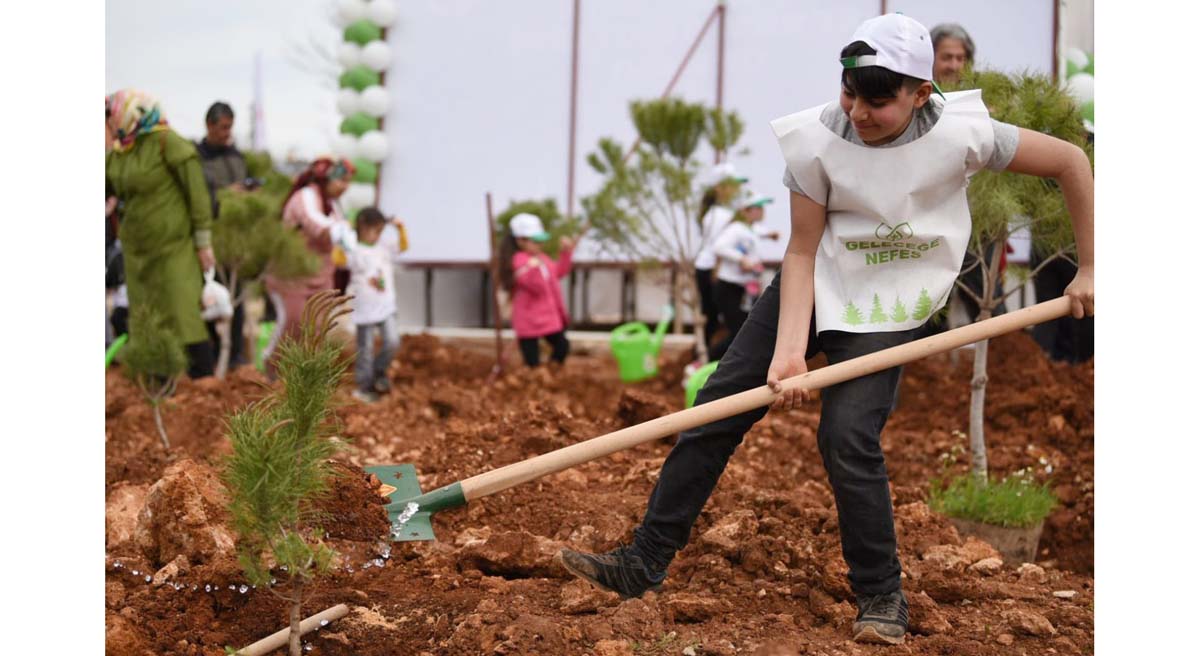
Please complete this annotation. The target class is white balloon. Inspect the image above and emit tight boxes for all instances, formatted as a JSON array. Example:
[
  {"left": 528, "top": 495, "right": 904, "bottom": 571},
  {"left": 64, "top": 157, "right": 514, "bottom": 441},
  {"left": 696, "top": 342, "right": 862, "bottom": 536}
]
[
  {"left": 332, "top": 133, "right": 359, "bottom": 159},
  {"left": 336, "top": 42, "right": 362, "bottom": 68},
  {"left": 365, "top": 0, "right": 398, "bottom": 27},
  {"left": 358, "top": 130, "right": 390, "bottom": 161},
  {"left": 336, "top": 0, "right": 369, "bottom": 25},
  {"left": 1065, "top": 73, "right": 1094, "bottom": 105},
  {"left": 360, "top": 40, "right": 391, "bottom": 72},
  {"left": 342, "top": 183, "right": 377, "bottom": 211},
  {"left": 1065, "top": 47, "right": 1090, "bottom": 71},
  {"left": 359, "top": 85, "right": 390, "bottom": 117},
  {"left": 335, "top": 88, "right": 361, "bottom": 116}
]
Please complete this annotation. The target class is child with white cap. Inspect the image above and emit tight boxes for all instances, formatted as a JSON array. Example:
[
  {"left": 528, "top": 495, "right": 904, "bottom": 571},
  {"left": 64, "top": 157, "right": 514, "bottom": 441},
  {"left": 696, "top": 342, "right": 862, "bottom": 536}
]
[
  {"left": 707, "top": 189, "right": 773, "bottom": 361},
  {"left": 692, "top": 162, "right": 746, "bottom": 354},
  {"left": 560, "top": 13, "right": 1094, "bottom": 645},
  {"left": 499, "top": 212, "right": 576, "bottom": 367},
  {"left": 692, "top": 164, "right": 780, "bottom": 366}
]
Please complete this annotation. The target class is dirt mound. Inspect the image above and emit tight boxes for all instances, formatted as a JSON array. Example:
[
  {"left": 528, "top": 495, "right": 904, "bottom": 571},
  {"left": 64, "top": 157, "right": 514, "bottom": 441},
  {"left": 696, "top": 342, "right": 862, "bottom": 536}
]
[{"left": 105, "top": 330, "right": 1093, "bottom": 654}]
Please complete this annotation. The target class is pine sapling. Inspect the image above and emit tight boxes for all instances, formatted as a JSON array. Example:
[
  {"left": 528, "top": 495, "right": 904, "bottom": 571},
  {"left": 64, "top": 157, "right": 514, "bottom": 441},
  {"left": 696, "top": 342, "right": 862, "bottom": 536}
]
[
  {"left": 120, "top": 306, "right": 187, "bottom": 449},
  {"left": 223, "top": 291, "right": 352, "bottom": 656}
]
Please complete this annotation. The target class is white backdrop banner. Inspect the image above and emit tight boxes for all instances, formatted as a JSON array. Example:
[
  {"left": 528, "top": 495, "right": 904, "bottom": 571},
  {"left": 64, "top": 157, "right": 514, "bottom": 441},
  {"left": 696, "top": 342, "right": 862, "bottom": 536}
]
[{"left": 378, "top": 0, "right": 1054, "bottom": 262}]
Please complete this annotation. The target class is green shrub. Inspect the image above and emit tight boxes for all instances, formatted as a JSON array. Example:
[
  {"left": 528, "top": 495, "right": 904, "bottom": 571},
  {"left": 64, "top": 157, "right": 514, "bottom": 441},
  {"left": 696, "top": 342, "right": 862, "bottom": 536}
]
[{"left": 929, "top": 469, "right": 1057, "bottom": 528}]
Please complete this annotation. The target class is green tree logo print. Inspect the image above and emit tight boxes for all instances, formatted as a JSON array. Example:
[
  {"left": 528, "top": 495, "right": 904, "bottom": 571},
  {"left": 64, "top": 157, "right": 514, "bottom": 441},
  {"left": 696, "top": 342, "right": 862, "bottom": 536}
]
[
  {"left": 843, "top": 301, "right": 865, "bottom": 326},
  {"left": 911, "top": 288, "right": 933, "bottom": 321},
  {"left": 869, "top": 294, "right": 887, "bottom": 324},
  {"left": 890, "top": 297, "right": 909, "bottom": 323}
]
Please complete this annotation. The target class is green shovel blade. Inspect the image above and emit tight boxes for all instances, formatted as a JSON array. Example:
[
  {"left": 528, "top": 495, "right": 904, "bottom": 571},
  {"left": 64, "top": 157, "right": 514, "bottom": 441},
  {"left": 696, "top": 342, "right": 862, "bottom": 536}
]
[{"left": 364, "top": 464, "right": 436, "bottom": 542}]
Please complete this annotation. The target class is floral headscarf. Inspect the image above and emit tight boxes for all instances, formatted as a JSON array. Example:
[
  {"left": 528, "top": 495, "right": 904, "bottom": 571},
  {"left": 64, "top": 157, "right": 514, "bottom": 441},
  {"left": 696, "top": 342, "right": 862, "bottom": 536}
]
[
  {"left": 286, "top": 156, "right": 358, "bottom": 215},
  {"left": 106, "top": 89, "right": 169, "bottom": 153}
]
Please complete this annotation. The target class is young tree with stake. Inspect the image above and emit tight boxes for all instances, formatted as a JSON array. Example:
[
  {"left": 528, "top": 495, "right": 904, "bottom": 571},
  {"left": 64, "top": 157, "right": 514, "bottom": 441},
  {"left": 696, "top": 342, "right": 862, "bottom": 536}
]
[
  {"left": 951, "top": 68, "right": 1093, "bottom": 482},
  {"left": 583, "top": 98, "right": 744, "bottom": 361}
]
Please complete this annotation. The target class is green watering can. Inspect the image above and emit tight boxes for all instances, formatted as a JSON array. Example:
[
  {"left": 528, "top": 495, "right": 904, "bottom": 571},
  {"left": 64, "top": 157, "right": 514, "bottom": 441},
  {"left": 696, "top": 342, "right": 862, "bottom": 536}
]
[
  {"left": 105, "top": 333, "right": 128, "bottom": 368},
  {"left": 255, "top": 321, "right": 275, "bottom": 372},
  {"left": 684, "top": 360, "right": 720, "bottom": 408},
  {"left": 610, "top": 305, "right": 674, "bottom": 383}
]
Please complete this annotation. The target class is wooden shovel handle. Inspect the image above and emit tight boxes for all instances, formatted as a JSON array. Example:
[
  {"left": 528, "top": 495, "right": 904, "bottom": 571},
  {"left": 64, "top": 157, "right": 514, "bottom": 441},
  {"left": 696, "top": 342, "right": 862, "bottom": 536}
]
[{"left": 459, "top": 296, "right": 1074, "bottom": 502}]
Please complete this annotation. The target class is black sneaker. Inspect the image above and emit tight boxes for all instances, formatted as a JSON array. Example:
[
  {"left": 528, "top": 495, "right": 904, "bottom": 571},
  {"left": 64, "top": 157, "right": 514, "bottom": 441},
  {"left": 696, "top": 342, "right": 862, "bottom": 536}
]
[
  {"left": 373, "top": 377, "right": 392, "bottom": 394},
  {"left": 853, "top": 590, "right": 909, "bottom": 645},
  {"left": 558, "top": 545, "right": 666, "bottom": 599}
]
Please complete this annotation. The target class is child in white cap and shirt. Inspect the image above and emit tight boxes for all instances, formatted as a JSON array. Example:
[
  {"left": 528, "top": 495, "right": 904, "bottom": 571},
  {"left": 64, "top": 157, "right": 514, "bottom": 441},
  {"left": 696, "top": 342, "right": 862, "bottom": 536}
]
[
  {"left": 707, "top": 189, "right": 774, "bottom": 361},
  {"left": 693, "top": 164, "right": 779, "bottom": 367},
  {"left": 560, "top": 13, "right": 1094, "bottom": 645}
]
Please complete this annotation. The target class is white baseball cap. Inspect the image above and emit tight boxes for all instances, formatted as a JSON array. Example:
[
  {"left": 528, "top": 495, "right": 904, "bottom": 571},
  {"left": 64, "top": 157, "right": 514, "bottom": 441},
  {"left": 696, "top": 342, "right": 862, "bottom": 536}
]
[
  {"left": 841, "top": 13, "right": 945, "bottom": 98},
  {"left": 733, "top": 189, "right": 774, "bottom": 211},
  {"left": 509, "top": 213, "right": 550, "bottom": 242},
  {"left": 700, "top": 162, "right": 748, "bottom": 189}
]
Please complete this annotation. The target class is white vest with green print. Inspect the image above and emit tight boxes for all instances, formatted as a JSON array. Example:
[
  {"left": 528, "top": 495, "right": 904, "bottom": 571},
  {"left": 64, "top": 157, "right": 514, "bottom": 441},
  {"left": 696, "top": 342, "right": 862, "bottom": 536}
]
[{"left": 770, "top": 90, "right": 996, "bottom": 334}]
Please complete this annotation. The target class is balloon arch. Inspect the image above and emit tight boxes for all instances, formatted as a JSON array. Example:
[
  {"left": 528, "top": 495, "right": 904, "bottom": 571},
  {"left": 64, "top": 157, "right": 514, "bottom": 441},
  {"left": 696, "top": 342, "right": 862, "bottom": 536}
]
[{"left": 331, "top": 0, "right": 399, "bottom": 213}]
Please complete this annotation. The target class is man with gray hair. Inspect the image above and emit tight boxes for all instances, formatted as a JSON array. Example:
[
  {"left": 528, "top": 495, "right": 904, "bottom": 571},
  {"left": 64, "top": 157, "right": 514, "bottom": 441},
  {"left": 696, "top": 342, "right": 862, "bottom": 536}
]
[{"left": 930, "top": 23, "right": 975, "bottom": 85}]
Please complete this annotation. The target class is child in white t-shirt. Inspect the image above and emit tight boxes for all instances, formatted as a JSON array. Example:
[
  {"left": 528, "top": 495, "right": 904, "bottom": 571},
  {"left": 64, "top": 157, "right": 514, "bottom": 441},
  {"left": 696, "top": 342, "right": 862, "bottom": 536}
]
[
  {"left": 344, "top": 207, "right": 408, "bottom": 402},
  {"left": 707, "top": 190, "right": 772, "bottom": 360}
]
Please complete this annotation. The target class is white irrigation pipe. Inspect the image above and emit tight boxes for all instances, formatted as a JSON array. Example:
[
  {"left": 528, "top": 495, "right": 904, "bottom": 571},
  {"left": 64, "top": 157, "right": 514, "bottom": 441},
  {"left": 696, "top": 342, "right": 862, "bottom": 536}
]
[{"left": 235, "top": 603, "right": 350, "bottom": 656}]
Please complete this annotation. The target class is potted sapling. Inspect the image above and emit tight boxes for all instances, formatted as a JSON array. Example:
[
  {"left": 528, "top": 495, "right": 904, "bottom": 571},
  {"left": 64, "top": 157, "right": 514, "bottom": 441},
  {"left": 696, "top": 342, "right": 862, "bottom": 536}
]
[{"left": 927, "top": 66, "right": 1092, "bottom": 562}]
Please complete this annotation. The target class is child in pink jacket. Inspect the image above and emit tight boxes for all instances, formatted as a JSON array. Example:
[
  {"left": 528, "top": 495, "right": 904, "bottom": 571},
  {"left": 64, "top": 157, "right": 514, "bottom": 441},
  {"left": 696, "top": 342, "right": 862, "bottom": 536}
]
[{"left": 499, "top": 213, "right": 575, "bottom": 367}]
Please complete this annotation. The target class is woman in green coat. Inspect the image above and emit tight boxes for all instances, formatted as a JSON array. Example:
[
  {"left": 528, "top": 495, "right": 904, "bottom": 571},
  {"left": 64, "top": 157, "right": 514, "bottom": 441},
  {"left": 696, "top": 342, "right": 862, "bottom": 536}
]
[{"left": 106, "top": 89, "right": 216, "bottom": 377}]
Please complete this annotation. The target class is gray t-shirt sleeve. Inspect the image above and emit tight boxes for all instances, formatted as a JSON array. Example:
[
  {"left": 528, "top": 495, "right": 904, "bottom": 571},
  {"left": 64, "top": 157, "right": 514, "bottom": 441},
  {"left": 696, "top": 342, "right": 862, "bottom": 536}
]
[
  {"left": 782, "top": 166, "right": 808, "bottom": 198},
  {"left": 987, "top": 120, "right": 1020, "bottom": 171}
]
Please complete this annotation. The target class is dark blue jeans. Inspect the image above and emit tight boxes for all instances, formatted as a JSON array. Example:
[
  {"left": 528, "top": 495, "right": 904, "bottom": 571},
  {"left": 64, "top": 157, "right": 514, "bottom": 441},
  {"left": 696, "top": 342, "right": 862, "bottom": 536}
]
[{"left": 631, "top": 272, "right": 922, "bottom": 596}]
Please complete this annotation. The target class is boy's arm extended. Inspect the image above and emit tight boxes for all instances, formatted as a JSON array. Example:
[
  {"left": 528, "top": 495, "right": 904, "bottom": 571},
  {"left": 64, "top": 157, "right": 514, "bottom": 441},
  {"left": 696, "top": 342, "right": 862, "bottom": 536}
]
[
  {"left": 766, "top": 191, "right": 827, "bottom": 411},
  {"left": 1005, "top": 128, "right": 1095, "bottom": 318}
]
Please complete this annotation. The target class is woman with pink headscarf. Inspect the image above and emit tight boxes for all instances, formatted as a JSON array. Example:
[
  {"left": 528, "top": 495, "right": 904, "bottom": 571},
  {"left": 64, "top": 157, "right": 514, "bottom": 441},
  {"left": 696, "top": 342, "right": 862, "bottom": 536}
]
[{"left": 262, "top": 157, "right": 356, "bottom": 374}]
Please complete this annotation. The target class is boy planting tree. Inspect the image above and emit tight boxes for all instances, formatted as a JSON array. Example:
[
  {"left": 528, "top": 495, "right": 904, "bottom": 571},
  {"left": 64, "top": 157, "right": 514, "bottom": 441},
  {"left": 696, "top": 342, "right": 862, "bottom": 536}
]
[{"left": 560, "top": 13, "right": 1093, "bottom": 646}]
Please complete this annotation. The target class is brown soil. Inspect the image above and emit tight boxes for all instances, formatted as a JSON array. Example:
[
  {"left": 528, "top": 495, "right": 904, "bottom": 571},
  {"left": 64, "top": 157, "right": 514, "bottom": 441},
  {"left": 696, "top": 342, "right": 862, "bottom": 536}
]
[{"left": 105, "top": 329, "right": 1093, "bottom": 655}]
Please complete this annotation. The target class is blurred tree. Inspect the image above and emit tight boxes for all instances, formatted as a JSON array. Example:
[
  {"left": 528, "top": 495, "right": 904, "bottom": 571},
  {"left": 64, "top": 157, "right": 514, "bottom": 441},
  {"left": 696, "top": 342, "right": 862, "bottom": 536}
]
[
  {"left": 582, "top": 97, "right": 745, "bottom": 359},
  {"left": 210, "top": 151, "right": 319, "bottom": 378},
  {"left": 120, "top": 305, "right": 187, "bottom": 449}
]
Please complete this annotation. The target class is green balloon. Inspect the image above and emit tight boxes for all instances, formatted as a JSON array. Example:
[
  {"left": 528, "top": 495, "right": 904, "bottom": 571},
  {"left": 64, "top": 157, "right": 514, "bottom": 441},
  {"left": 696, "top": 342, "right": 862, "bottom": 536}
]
[
  {"left": 1082, "top": 100, "right": 1093, "bottom": 124},
  {"left": 340, "top": 113, "right": 379, "bottom": 136},
  {"left": 344, "top": 19, "right": 382, "bottom": 46},
  {"left": 1066, "top": 60, "right": 1081, "bottom": 78},
  {"left": 1084, "top": 52, "right": 1094, "bottom": 76},
  {"left": 352, "top": 158, "right": 378, "bottom": 184},
  {"left": 339, "top": 66, "right": 380, "bottom": 91}
]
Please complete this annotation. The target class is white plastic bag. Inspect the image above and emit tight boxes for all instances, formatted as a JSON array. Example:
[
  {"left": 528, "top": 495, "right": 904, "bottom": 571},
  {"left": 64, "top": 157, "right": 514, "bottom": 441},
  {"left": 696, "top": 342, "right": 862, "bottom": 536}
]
[{"left": 201, "top": 269, "right": 234, "bottom": 321}]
